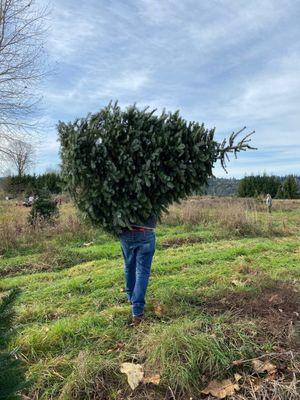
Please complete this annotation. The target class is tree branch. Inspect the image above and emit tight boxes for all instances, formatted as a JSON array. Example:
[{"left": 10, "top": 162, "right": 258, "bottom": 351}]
[{"left": 217, "top": 127, "right": 257, "bottom": 172}]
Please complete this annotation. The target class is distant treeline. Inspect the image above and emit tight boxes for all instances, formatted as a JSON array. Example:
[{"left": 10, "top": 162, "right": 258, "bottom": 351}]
[
  {"left": 0, "top": 173, "right": 62, "bottom": 197},
  {"left": 1, "top": 172, "right": 299, "bottom": 199},
  {"left": 237, "top": 175, "right": 299, "bottom": 199},
  {"left": 206, "top": 175, "right": 299, "bottom": 198}
]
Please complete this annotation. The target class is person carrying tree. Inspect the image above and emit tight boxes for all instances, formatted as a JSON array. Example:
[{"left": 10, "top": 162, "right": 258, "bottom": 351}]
[
  {"left": 58, "top": 103, "right": 255, "bottom": 327},
  {"left": 266, "top": 193, "right": 272, "bottom": 213}
]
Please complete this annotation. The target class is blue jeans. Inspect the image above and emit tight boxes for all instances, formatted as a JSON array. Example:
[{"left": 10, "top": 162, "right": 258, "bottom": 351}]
[{"left": 120, "top": 230, "right": 156, "bottom": 317}]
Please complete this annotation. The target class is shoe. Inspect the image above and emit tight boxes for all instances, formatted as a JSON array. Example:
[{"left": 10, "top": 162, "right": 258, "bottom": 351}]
[{"left": 131, "top": 315, "right": 144, "bottom": 326}]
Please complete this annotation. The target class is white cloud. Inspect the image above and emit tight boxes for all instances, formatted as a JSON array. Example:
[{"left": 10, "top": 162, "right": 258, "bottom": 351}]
[
  {"left": 223, "top": 58, "right": 300, "bottom": 121},
  {"left": 137, "top": 0, "right": 183, "bottom": 24},
  {"left": 37, "top": 0, "right": 300, "bottom": 177},
  {"left": 188, "top": 0, "right": 284, "bottom": 49},
  {"left": 46, "top": 4, "right": 102, "bottom": 60},
  {"left": 95, "top": 69, "right": 152, "bottom": 96},
  {"left": 43, "top": 68, "right": 152, "bottom": 115}
]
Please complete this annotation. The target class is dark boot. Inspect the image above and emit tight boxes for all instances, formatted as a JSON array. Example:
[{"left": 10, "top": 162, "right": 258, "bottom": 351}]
[{"left": 131, "top": 315, "right": 144, "bottom": 326}]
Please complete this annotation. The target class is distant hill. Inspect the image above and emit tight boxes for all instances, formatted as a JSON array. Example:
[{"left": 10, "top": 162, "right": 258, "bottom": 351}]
[{"left": 206, "top": 177, "right": 240, "bottom": 196}]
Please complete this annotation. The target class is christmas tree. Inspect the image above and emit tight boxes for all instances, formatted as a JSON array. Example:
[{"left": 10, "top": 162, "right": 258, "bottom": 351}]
[{"left": 59, "top": 103, "right": 255, "bottom": 235}]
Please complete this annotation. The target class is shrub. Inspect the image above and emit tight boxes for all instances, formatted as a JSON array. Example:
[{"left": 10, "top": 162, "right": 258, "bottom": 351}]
[
  {"left": 28, "top": 188, "right": 59, "bottom": 225},
  {"left": 58, "top": 103, "right": 254, "bottom": 235}
]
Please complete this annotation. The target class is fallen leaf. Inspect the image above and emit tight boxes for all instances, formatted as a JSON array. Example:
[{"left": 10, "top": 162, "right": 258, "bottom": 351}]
[
  {"left": 143, "top": 373, "right": 161, "bottom": 385},
  {"left": 232, "top": 359, "right": 243, "bottom": 366},
  {"left": 231, "top": 279, "right": 245, "bottom": 287},
  {"left": 116, "top": 341, "right": 125, "bottom": 350},
  {"left": 107, "top": 342, "right": 125, "bottom": 354},
  {"left": 266, "top": 372, "right": 276, "bottom": 381},
  {"left": 120, "top": 362, "right": 144, "bottom": 390},
  {"left": 83, "top": 241, "right": 95, "bottom": 247},
  {"left": 201, "top": 379, "right": 239, "bottom": 399},
  {"left": 154, "top": 303, "right": 165, "bottom": 317},
  {"left": 181, "top": 265, "right": 190, "bottom": 272},
  {"left": 234, "top": 373, "right": 242, "bottom": 382},
  {"left": 252, "top": 359, "right": 277, "bottom": 374},
  {"left": 268, "top": 294, "right": 283, "bottom": 305}
]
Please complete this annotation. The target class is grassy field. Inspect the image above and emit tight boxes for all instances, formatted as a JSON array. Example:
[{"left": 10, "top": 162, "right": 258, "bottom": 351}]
[{"left": 0, "top": 197, "right": 299, "bottom": 399}]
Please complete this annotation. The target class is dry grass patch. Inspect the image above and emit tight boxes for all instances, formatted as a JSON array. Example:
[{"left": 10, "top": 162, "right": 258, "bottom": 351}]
[
  {"left": 163, "top": 196, "right": 293, "bottom": 237},
  {"left": 0, "top": 203, "right": 95, "bottom": 254},
  {"left": 161, "top": 236, "right": 204, "bottom": 248}
]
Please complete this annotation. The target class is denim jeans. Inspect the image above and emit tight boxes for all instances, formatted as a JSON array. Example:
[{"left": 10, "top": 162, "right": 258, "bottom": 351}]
[{"left": 120, "top": 230, "right": 156, "bottom": 317}]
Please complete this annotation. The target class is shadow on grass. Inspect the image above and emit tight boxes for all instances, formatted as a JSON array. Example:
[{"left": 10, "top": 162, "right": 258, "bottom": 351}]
[{"left": 0, "top": 289, "right": 28, "bottom": 400}]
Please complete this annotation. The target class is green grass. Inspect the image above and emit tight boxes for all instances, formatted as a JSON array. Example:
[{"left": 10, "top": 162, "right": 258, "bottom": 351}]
[{"left": 0, "top": 199, "right": 299, "bottom": 399}]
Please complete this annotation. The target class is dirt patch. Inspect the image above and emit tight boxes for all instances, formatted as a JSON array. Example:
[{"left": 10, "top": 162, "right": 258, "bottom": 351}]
[
  {"left": 206, "top": 284, "right": 299, "bottom": 319},
  {"left": 204, "top": 283, "right": 300, "bottom": 348},
  {"left": 0, "top": 262, "right": 53, "bottom": 277},
  {"left": 0, "top": 251, "right": 92, "bottom": 277},
  {"left": 161, "top": 236, "right": 203, "bottom": 248}
]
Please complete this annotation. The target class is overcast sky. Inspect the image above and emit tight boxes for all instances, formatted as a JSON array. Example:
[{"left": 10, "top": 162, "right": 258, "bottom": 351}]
[{"left": 37, "top": 0, "right": 300, "bottom": 178}]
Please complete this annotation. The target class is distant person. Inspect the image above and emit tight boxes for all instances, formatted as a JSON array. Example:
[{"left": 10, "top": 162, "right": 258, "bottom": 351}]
[
  {"left": 266, "top": 194, "right": 272, "bottom": 213},
  {"left": 23, "top": 195, "right": 34, "bottom": 207},
  {"left": 54, "top": 195, "right": 62, "bottom": 206},
  {"left": 28, "top": 195, "right": 34, "bottom": 206}
]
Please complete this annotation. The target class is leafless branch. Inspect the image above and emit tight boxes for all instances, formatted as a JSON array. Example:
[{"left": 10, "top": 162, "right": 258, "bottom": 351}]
[
  {"left": 3, "top": 138, "right": 34, "bottom": 176},
  {"left": 0, "top": 0, "right": 48, "bottom": 172},
  {"left": 217, "top": 127, "right": 257, "bottom": 172}
]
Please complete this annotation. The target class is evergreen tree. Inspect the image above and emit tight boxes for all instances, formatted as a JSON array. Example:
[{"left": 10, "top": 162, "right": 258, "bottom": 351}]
[
  {"left": 59, "top": 102, "right": 254, "bottom": 235},
  {"left": 276, "top": 185, "right": 285, "bottom": 199},
  {"left": 28, "top": 188, "right": 59, "bottom": 225},
  {"left": 282, "top": 175, "right": 299, "bottom": 199},
  {"left": 1, "top": 173, "right": 62, "bottom": 197},
  {"left": 238, "top": 175, "right": 280, "bottom": 198}
]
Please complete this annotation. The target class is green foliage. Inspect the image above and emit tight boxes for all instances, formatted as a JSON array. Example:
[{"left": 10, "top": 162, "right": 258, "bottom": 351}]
[
  {"left": 278, "top": 175, "right": 299, "bottom": 199},
  {"left": 1, "top": 175, "right": 34, "bottom": 196},
  {"left": 59, "top": 103, "right": 253, "bottom": 235},
  {"left": 238, "top": 174, "right": 281, "bottom": 198},
  {"left": 28, "top": 188, "right": 59, "bottom": 225},
  {"left": 0, "top": 289, "right": 27, "bottom": 400},
  {"left": 238, "top": 174, "right": 300, "bottom": 199},
  {"left": 1, "top": 173, "right": 62, "bottom": 197},
  {"left": 36, "top": 172, "right": 62, "bottom": 194}
]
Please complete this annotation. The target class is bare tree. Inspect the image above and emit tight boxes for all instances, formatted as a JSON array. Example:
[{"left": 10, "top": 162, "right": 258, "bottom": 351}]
[
  {"left": 0, "top": 0, "right": 47, "bottom": 172},
  {"left": 4, "top": 139, "right": 34, "bottom": 176}
]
